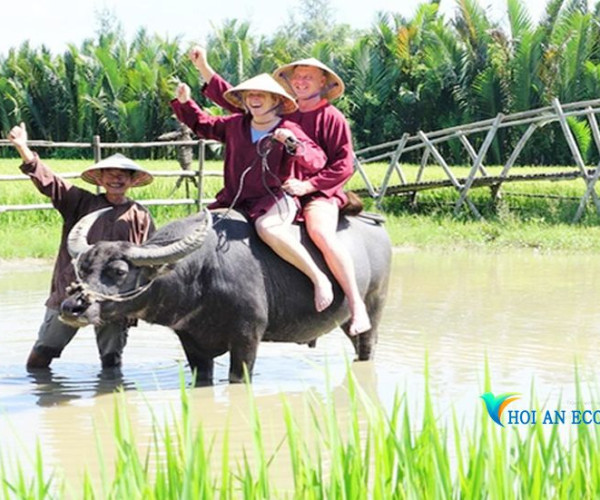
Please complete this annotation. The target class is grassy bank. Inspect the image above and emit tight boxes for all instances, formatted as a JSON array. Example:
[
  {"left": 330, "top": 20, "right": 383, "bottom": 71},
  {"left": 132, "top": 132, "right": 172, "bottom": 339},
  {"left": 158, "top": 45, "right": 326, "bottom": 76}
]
[{"left": 2, "top": 157, "right": 600, "bottom": 258}]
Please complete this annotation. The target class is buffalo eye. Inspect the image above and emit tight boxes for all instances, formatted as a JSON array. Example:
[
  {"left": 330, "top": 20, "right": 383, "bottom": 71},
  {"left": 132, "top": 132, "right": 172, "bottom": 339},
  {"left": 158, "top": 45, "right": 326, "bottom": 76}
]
[
  {"left": 102, "top": 260, "right": 130, "bottom": 285},
  {"left": 78, "top": 258, "right": 93, "bottom": 279}
]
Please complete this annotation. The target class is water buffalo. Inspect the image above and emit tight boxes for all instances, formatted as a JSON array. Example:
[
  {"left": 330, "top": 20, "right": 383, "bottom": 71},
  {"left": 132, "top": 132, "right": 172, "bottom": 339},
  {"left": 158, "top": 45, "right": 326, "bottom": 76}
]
[{"left": 60, "top": 208, "right": 391, "bottom": 383}]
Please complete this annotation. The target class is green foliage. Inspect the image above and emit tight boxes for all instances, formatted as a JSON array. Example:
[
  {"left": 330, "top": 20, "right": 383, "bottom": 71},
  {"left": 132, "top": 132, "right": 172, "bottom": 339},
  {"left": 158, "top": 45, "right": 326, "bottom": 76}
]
[{"left": 3, "top": 0, "right": 600, "bottom": 162}]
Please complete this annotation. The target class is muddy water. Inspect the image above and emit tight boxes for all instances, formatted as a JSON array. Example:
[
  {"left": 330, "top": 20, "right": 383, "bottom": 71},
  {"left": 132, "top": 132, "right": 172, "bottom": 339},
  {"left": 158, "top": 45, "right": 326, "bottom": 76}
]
[{"left": 1, "top": 250, "right": 599, "bottom": 489}]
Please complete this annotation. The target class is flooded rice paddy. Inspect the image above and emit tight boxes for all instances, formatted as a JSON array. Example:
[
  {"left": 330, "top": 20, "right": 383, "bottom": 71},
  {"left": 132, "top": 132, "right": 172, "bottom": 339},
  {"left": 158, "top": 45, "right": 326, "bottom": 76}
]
[{"left": 1, "top": 249, "right": 600, "bottom": 487}]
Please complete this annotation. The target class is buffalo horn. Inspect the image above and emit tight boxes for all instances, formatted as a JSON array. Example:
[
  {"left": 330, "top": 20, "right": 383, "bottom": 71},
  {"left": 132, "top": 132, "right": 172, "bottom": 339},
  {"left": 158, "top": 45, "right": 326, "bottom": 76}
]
[
  {"left": 126, "top": 209, "right": 213, "bottom": 266},
  {"left": 67, "top": 207, "right": 114, "bottom": 258}
]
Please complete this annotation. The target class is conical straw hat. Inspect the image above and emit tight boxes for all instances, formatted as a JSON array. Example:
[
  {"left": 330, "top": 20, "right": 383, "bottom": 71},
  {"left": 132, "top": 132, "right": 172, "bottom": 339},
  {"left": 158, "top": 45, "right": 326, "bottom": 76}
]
[
  {"left": 223, "top": 73, "right": 298, "bottom": 114},
  {"left": 273, "top": 58, "right": 345, "bottom": 101},
  {"left": 81, "top": 153, "right": 153, "bottom": 187}
]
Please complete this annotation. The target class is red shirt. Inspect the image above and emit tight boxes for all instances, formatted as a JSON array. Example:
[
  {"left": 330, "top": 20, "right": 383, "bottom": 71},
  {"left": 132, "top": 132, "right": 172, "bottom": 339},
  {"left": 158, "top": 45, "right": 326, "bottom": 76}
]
[
  {"left": 203, "top": 73, "right": 354, "bottom": 207},
  {"left": 20, "top": 155, "right": 155, "bottom": 309},
  {"left": 170, "top": 98, "right": 327, "bottom": 219}
]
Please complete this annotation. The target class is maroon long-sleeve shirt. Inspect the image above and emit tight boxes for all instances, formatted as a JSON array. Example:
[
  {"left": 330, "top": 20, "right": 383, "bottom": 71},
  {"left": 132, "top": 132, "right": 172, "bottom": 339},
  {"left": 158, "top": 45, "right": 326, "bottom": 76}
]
[
  {"left": 20, "top": 155, "right": 155, "bottom": 309},
  {"left": 203, "top": 73, "right": 355, "bottom": 208},
  {"left": 170, "top": 97, "right": 327, "bottom": 219}
]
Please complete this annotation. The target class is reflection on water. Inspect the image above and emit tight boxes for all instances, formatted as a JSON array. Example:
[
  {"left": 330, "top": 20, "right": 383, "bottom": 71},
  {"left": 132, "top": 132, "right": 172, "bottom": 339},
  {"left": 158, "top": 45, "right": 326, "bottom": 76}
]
[{"left": 1, "top": 250, "right": 600, "bottom": 487}]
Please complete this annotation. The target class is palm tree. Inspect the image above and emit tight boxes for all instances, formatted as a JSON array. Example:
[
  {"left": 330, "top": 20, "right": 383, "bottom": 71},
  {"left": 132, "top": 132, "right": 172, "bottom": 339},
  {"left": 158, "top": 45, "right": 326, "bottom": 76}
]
[{"left": 206, "top": 19, "right": 255, "bottom": 85}]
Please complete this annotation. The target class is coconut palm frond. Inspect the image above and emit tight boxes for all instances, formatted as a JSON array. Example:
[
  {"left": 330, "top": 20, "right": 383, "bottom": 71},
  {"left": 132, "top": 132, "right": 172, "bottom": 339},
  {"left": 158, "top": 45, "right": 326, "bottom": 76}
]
[{"left": 507, "top": 0, "right": 533, "bottom": 39}]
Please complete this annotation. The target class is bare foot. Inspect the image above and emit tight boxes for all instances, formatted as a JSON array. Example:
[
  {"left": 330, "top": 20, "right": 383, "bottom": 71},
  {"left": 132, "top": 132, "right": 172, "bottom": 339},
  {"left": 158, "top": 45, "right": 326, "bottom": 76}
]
[
  {"left": 348, "top": 303, "right": 371, "bottom": 336},
  {"left": 314, "top": 277, "right": 334, "bottom": 312}
]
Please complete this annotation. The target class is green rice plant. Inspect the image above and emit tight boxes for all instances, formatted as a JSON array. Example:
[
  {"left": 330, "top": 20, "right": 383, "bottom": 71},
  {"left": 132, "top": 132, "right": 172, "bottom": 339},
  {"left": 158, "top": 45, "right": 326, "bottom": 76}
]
[
  {"left": 5, "top": 363, "right": 600, "bottom": 498},
  {"left": 0, "top": 442, "right": 59, "bottom": 500}
]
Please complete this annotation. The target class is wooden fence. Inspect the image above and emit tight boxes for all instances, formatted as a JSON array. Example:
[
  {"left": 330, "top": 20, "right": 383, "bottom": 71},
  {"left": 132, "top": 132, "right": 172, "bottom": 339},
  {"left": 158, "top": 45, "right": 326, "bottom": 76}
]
[
  {"left": 0, "top": 135, "right": 221, "bottom": 213},
  {"left": 4, "top": 97, "right": 600, "bottom": 222}
]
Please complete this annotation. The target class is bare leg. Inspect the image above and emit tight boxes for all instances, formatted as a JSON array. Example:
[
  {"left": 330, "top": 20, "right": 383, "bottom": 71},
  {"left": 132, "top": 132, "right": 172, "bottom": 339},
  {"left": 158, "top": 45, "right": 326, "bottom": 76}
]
[
  {"left": 255, "top": 197, "right": 333, "bottom": 312},
  {"left": 304, "top": 200, "right": 371, "bottom": 335}
]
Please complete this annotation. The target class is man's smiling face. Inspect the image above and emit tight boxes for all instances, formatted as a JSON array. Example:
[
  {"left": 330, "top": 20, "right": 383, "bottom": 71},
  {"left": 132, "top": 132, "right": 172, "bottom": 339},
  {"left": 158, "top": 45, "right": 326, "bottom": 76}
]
[
  {"left": 289, "top": 66, "right": 326, "bottom": 100},
  {"left": 98, "top": 168, "right": 134, "bottom": 196}
]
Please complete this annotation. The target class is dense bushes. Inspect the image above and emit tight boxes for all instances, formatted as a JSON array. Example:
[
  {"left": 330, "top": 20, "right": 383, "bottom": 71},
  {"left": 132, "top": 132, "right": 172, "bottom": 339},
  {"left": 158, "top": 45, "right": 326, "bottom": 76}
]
[{"left": 3, "top": 0, "right": 600, "bottom": 164}]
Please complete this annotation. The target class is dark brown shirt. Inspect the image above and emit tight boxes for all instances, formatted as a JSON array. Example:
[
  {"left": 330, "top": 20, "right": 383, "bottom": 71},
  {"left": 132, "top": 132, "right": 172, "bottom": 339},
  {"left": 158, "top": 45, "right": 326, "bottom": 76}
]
[{"left": 20, "top": 155, "right": 155, "bottom": 308}]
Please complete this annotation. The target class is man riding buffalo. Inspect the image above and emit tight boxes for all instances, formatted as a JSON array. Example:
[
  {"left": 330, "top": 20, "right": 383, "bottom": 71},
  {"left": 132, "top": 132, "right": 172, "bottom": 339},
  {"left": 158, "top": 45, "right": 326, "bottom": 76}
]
[{"left": 188, "top": 48, "right": 372, "bottom": 336}]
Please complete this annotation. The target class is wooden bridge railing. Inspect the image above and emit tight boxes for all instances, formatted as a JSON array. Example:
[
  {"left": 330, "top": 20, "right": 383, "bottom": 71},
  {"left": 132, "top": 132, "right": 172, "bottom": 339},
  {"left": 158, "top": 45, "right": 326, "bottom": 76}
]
[{"left": 353, "top": 97, "right": 600, "bottom": 222}]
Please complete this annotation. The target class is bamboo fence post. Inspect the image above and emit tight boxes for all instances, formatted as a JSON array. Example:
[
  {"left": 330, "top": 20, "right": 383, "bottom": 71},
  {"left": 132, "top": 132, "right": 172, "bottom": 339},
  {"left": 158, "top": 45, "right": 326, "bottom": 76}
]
[
  {"left": 454, "top": 113, "right": 503, "bottom": 215},
  {"left": 410, "top": 148, "right": 431, "bottom": 207},
  {"left": 377, "top": 133, "right": 409, "bottom": 208},
  {"left": 573, "top": 108, "right": 600, "bottom": 222},
  {"left": 197, "top": 140, "right": 205, "bottom": 211},
  {"left": 417, "top": 130, "right": 482, "bottom": 219},
  {"left": 458, "top": 132, "right": 490, "bottom": 177},
  {"left": 552, "top": 98, "right": 600, "bottom": 221},
  {"left": 492, "top": 122, "right": 539, "bottom": 202},
  {"left": 353, "top": 155, "right": 377, "bottom": 198},
  {"left": 92, "top": 135, "right": 101, "bottom": 194}
]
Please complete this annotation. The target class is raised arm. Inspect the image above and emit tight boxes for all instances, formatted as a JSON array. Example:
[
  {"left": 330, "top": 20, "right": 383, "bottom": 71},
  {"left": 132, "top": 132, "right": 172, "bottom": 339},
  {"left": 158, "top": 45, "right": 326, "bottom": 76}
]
[
  {"left": 188, "top": 46, "right": 243, "bottom": 114},
  {"left": 170, "top": 82, "right": 230, "bottom": 143},
  {"left": 7, "top": 123, "right": 35, "bottom": 163},
  {"left": 189, "top": 46, "right": 216, "bottom": 84},
  {"left": 7, "top": 123, "right": 81, "bottom": 214}
]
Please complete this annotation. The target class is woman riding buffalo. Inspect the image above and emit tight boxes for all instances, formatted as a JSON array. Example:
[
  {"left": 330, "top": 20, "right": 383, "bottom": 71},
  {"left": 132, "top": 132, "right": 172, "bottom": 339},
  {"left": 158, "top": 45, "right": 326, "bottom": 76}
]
[{"left": 171, "top": 74, "right": 334, "bottom": 311}]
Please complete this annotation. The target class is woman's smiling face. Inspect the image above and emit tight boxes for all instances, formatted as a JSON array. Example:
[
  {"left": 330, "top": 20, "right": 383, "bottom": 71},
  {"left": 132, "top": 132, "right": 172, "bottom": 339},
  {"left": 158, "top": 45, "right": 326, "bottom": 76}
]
[{"left": 243, "top": 91, "right": 281, "bottom": 118}]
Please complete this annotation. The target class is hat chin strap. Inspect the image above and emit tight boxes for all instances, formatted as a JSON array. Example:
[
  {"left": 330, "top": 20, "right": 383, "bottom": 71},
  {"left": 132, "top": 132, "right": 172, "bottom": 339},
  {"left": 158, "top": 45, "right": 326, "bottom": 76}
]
[
  {"left": 298, "top": 91, "right": 324, "bottom": 101},
  {"left": 263, "top": 101, "right": 284, "bottom": 116}
]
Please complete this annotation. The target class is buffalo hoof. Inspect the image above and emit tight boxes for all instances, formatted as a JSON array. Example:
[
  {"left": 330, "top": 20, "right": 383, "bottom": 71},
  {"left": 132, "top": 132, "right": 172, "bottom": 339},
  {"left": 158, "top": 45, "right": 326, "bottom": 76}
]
[{"left": 101, "top": 353, "right": 122, "bottom": 369}]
